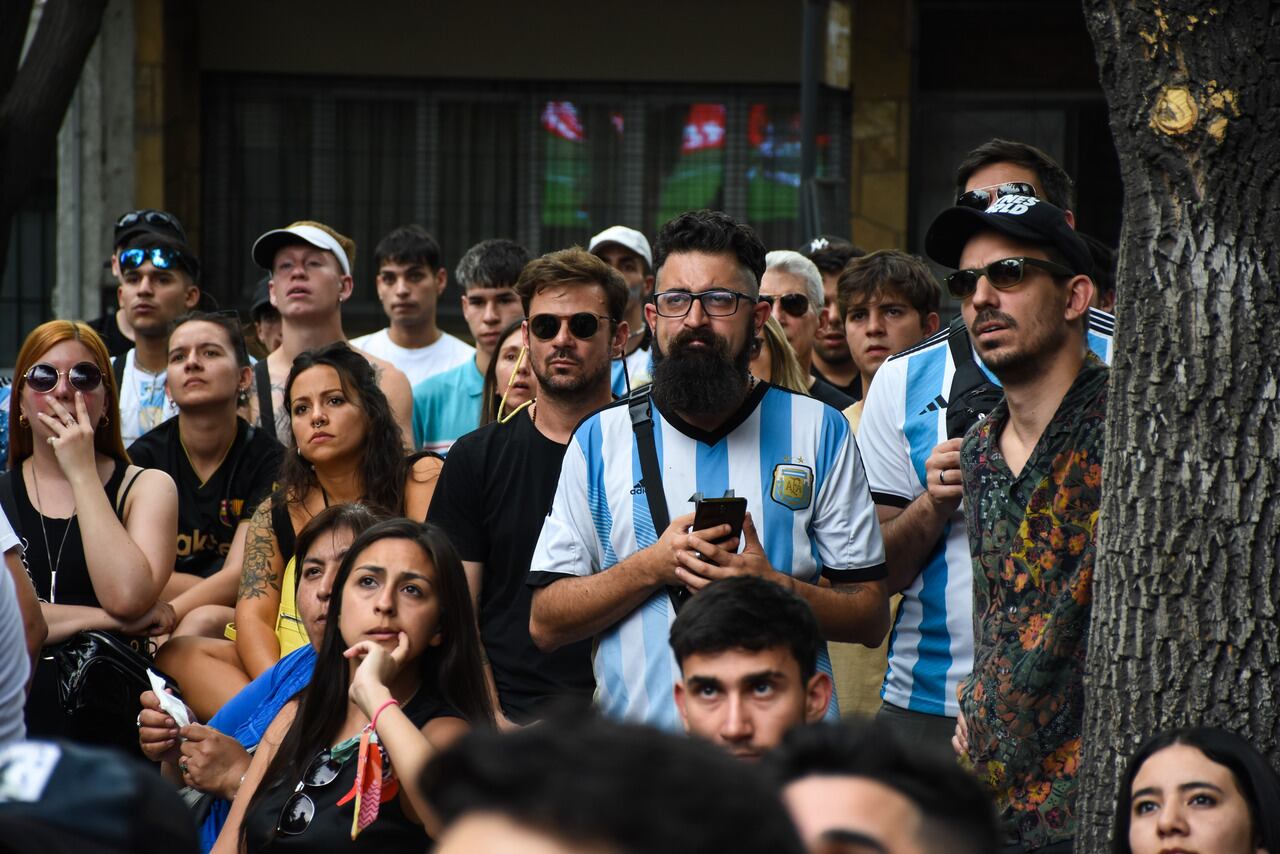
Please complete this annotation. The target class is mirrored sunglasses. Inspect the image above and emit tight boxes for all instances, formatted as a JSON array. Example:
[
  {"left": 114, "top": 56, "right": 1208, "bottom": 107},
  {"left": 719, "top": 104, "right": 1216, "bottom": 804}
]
[
  {"left": 119, "top": 246, "right": 190, "bottom": 274},
  {"left": 955, "top": 182, "right": 1038, "bottom": 210},
  {"left": 275, "top": 750, "right": 343, "bottom": 836},
  {"left": 24, "top": 362, "right": 104, "bottom": 394}
]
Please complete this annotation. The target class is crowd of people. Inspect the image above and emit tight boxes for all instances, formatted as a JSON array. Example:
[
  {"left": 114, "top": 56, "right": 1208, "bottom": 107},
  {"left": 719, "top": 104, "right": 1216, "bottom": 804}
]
[{"left": 0, "top": 136, "right": 1273, "bottom": 854}]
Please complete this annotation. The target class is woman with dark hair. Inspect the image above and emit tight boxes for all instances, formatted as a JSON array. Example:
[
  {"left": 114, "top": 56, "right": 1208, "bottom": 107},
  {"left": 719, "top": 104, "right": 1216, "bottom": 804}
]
[
  {"left": 1114, "top": 726, "right": 1280, "bottom": 854},
  {"left": 478, "top": 319, "right": 535, "bottom": 426},
  {"left": 158, "top": 343, "right": 441, "bottom": 720},
  {"left": 1, "top": 320, "right": 178, "bottom": 746},
  {"left": 140, "top": 502, "right": 386, "bottom": 853},
  {"left": 213, "top": 518, "right": 492, "bottom": 852}
]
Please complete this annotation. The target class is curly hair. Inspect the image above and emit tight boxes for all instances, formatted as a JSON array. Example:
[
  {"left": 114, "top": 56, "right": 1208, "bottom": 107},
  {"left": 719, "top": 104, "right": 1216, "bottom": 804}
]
[
  {"left": 653, "top": 210, "right": 767, "bottom": 295},
  {"left": 275, "top": 342, "right": 408, "bottom": 514}
]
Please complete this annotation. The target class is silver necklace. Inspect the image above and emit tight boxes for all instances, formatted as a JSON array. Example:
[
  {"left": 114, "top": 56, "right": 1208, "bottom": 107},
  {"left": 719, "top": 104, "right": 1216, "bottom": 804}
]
[{"left": 30, "top": 461, "right": 74, "bottom": 604}]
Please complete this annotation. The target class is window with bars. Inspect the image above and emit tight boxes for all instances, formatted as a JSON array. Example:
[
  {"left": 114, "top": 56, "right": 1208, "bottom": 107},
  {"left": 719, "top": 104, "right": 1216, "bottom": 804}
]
[{"left": 202, "top": 75, "right": 849, "bottom": 338}]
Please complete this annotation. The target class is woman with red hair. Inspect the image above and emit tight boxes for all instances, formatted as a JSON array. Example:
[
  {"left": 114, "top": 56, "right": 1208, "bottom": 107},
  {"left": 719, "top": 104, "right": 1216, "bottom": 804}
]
[{"left": 2, "top": 320, "right": 178, "bottom": 746}]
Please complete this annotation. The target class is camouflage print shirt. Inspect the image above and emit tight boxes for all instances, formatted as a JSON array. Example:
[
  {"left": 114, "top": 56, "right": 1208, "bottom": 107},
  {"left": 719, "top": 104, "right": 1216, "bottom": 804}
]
[{"left": 958, "top": 354, "right": 1108, "bottom": 850}]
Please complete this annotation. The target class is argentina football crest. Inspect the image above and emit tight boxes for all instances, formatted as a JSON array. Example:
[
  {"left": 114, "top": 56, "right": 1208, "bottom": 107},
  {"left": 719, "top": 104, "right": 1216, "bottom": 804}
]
[{"left": 770, "top": 463, "right": 813, "bottom": 510}]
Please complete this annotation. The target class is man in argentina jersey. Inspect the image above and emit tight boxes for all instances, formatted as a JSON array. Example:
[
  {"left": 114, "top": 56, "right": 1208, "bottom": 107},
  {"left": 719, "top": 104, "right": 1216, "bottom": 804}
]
[
  {"left": 529, "top": 210, "right": 888, "bottom": 731},
  {"left": 858, "top": 294, "right": 1112, "bottom": 753}
]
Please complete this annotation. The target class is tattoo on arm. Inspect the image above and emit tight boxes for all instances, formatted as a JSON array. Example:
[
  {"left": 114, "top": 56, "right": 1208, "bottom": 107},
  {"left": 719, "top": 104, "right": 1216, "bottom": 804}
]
[{"left": 238, "top": 504, "right": 279, "bottom": 600}]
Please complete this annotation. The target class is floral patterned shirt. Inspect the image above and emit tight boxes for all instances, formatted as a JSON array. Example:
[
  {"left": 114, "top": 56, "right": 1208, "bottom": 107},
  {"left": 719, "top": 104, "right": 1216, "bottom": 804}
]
[{"left": 958, "top": 355, "right": 1108, "bottom": 850}]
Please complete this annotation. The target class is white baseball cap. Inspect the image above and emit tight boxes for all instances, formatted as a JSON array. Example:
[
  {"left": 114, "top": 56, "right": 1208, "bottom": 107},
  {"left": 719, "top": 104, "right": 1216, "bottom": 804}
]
[
  {"left": 588, "top": 225, "right": 652, "bottom": 269},
  {"left": 252, "top": 224, "right": 352, "bottom": 275}
]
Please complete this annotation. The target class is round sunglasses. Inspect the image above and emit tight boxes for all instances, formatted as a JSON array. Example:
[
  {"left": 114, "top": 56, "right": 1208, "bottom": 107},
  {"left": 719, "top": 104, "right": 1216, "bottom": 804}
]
[
  {"left": 945, "top": 256, "right": 1075, "bottom": 299},
  {"left": 761, "top": 292, "right": 811, "bottom": 318},
  {"left": 528, "top": 312, "right": 613, "bottom": 341},
  {"left": 24, "top": 362, "right": 104, "bottom": 394},
  {"left": 955, "top": 182, "right": 1037, "bottom": 210}
]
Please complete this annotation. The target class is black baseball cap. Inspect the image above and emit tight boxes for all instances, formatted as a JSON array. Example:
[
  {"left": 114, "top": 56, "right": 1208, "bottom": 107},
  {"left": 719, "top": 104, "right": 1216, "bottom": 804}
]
[
  {"left": 112, "top": 209, "right": 187, "bottom": 250},
  {"left": 250, "top": 275, "right": 274, "bottom": 320},
  {"left": 924, "top": 196, "right": 1092, "bottom": 277}
]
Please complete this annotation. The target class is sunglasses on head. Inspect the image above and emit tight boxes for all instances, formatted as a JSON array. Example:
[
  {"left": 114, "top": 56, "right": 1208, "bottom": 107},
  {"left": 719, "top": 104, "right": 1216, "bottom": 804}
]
[
  {"left": 945, "top": 256, "right": 1075, "bottom": 299},
  {"left": 528, "top": 312, "right": 613, "bottom": 341},
  {"left": 955, "top": 182, "right": 1038, "bottom": 210},
  {"left": 115, "top": 209, "right": 182, "bottom": 231},
  {"left": 119, "top": 246, "right": 191, "bottom": 274},
  {"left": 761, "top": 292, "right": 811, "bottom": 318},
  {"left": 24, "top": 362, "right": 104, "bottom": 394}
]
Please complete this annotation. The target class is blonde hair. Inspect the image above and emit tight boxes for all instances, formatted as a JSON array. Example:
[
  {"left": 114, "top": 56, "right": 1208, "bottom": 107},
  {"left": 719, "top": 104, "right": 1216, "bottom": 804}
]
[
  {"left": 287, "top": 220, "right": 356, "bottom": 272},
  {"left": 759, "top": 316, "right": 811, "bottom": 395},
  {"left": 9, "top": 321, "right": 129, "bottom": 468}
]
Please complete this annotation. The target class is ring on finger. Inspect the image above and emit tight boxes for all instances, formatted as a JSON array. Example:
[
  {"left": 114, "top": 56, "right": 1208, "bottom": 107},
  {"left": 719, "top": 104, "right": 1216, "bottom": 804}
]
[
  {"left": 938, "top": 469, "right": 945, "bottom": 485},
  {"left": 180, "top": 760, "right": 189, "bottom": 774}
]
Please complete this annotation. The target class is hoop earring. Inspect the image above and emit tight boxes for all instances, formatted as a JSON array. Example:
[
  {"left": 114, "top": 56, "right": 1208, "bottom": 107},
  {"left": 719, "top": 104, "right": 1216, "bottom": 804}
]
[{"left": 18, "top": 413, "right": 28, "bottom": 428}]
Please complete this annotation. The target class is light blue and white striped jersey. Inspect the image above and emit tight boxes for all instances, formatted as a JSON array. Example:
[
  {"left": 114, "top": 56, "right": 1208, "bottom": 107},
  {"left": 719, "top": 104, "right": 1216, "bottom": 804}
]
[
  {"left": 529, "top": 382, "right": 886, "bottom": 730},
  {"left": 609, "top": 345, "right": 654, "bottom": 397},
  {"left": 858, "top": 308, "right": 1114, "bottom": 718}
]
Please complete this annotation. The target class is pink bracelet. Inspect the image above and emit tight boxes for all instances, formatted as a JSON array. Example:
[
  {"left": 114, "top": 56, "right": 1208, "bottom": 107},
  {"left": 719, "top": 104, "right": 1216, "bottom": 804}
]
[{"left": 370, "top": 698, "right": 400, "bottom": 731}]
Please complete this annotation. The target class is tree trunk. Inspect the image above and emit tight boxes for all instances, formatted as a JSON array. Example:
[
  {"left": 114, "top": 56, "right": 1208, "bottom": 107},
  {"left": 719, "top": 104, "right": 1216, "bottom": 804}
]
[
  {"left": 1079, "top": 0, "right": 1280, "bottom": 848},
  {"left": 0, "top": 0, "right": 106, "bottom": 275}
]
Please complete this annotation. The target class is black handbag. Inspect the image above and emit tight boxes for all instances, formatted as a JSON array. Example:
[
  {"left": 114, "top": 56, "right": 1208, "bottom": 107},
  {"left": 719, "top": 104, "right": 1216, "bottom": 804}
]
[{"left": 54, "top": 629, "right": 180, "bottom": 723}]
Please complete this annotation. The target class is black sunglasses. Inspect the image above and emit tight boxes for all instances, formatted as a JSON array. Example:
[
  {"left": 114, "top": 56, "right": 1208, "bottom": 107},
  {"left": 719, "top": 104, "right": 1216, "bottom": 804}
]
[
  {"left": 115, "top": 209, "right": 183, "bottom": 232},
  {"left": 119, "top": 246, "right": 193, "bottom": 275},
  {"left": 955, "top": 182, "right": 1037, "bottom": 210},
  {"left": 945, "top": 256, "right": 1075, "bottom": 299},
  {"left": 529, "top": 312, "right": 613, "bottom": 341},
  {"left": 761, "top": 292, "right": 811, "bottom": 318},
  {"left": 24, "top": 362, "right": 104, "bottom": 394},
  {"left": 276, "top": 749, "right": 344, "bottom": 836}
]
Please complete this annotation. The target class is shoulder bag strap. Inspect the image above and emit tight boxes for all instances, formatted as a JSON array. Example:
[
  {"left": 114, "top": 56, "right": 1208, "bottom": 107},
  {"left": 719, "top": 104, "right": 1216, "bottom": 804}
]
[
  {"left": 112, "top": 353, "right": 127, "bottom": 390},
  {"left": 627, "top": 391, "right": 688, "bottom": 612},
  {"left": 946, "top": 317, "right": 989, "bottom": 403},
  {"left": 254, "top": 360, "right": 277, "bottom": 441}
]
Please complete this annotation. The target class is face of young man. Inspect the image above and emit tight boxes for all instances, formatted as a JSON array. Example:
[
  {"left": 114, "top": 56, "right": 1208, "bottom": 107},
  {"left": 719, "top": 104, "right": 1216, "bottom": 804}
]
[
  {"left": 645, "top": 251, "right": 769, "bottom": 419},
  {"left": 759, "top": 269, "right": 818, "bottom": 368},
  {"left": 269, "top": 244, "right": 353, "bottom": 321},
  {"left": 813, "top": 272, "right": 853, "bottom": 367},
  {"left": 118, "top": 262, "right": 199, "bottom": 340},
  {"left": 594, "top": 244, "right": 653, "bottom": 308},
  {"left": 958, "top": 231, "right": 1091, "bottom": 385},
  {"left": 461, "top": 286, "right": 525, "bottom": 358},
  {"left": 843, "top": 291, "right": 938, "bottom": 385},
  {"left": 783, "top": 776, "right": 927, "bottom": 854},
  {"left": 674, "top": 645, "right": 830, "bottom": 761},
  {"left": 376, "top": 259, "right": 447, "bottom": 330},
  {"left": 522, "top": 283, "right": 625, "bottom": 402}
]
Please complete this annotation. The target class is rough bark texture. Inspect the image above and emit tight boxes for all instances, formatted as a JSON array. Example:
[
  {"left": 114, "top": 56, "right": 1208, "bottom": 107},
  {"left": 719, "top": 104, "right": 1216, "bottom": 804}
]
[
  {"left": 0, "top": 0, "right": 106, "bottom": 273},
  {"left": 1080, "top": 0, "right": 1280, "bottom": 848}
]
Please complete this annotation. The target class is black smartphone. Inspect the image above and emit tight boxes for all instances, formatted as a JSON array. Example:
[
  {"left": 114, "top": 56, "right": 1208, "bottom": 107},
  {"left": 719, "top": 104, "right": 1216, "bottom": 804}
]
[{"left": 691, "top": 496, "right": 748, "bottom": 550}]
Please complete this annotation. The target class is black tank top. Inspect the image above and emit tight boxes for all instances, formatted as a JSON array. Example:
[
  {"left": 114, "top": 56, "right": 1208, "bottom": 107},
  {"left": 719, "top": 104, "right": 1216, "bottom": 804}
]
[
  {"left": 242, "top": 687, "right": 461, "bottom": 852},
  {"left": 1, "top": 459, "right": 137, "bottom": 607}
]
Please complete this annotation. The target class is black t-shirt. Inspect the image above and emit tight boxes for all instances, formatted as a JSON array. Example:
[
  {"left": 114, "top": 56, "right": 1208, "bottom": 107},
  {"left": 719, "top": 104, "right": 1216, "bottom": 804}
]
[
  {"left": 427, "top": 412, "right": 594, "bottom": 723},
  {"left": 86, "top": 310, "right": 134, "bottom": 359},
  {"left": 809, "top": 373, "right": 857, "bottom": 410},
  {"left": 129, "top": 416, "right": 284, "bottom": 578},
  {"left": 811, "top": 365, "right": 861, "bottom": 401}
]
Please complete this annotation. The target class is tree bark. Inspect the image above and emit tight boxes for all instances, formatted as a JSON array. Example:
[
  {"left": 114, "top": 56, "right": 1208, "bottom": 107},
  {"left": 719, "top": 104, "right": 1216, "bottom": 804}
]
[
  {"left": 1079, "top": 0, "right": 1280, "bottom": 848},
  {"left": 0, "top": 0, "right": 106, "bottom": 274}
]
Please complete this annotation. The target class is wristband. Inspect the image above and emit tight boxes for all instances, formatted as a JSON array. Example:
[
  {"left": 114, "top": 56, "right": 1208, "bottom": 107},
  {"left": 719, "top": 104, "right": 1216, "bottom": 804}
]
[{"left": 370, "top": 698, "right": 400, "bottom": 731}]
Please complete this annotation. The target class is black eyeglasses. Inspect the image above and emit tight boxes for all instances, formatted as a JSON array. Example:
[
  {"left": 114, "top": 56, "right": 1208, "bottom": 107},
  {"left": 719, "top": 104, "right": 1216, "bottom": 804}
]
[
  {"left": 528, "top": 312, "right": 613, "bottom": 341},
  {"left": 275, "top": 749, "right": 344, "bottom": 836},
  {"left": 115, "top": 209, "right": 183, "bottom": 232},
  {"left": 760, "top": 293, "right": 811, "bottom": 318},
  {"left": 945, "top": 257, "right": 1075, "bottom": 299},
  {"left": 650, "top": 289, "right": 756, "bottom": 318},
  {"left": 119, "top": 247, "right": 191, "bottom": 274},
  {"left": 24, "top": 362, "right": 104, "bottom": 394},
  {"left": 955, "top": 182, "right": 1037, "bottom": 210}
]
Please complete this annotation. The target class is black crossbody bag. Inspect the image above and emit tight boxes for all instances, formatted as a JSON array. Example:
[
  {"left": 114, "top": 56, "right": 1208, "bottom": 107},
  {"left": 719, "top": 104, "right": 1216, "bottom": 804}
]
[
  {"left": 944, "top": 317, "right": 1006, "bottom": 440},
  {"left": 627, "top": 390, "right": 691, "bottom": 613}
]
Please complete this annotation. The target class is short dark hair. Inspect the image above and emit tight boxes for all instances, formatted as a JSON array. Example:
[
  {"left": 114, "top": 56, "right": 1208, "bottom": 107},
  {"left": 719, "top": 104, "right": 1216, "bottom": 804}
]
[
  {"left": 837, "top": 250, "right": 941, "bottom": 321},
  {"left": 669, "top": 576, "right": 820, "bottom": 680},
  {"left": 955, "top": 138, "right": 1075, "bottom": 211},
  {"left": 1112, "top": 727, "right": 1280, "bottom": 854},
  {"left": 170, "top": 310, "right": 250, "bottom": 368},
  {"left": 372, "top": 224, "right": 442, "bottom": 272},
  {"left": 515, "top": 247, "right": 628, "bottom": 322},
  {"left": 290, "top": 502, "right": 389, "bottom": 592},
  {"left": 801, "top": 235, "right": 866, "bottom": 275},
  {"left": 455, "top": 238, "right": 532, "bottom": 292},
  {"left": 768, "top": 721, "right": 1000, "bottom": 854},
  {"left": 653, "top": 209, "right": 767, "bottom": 295},
  {"left": 422, "top": 714, "right": 805, "bottom": 854}
]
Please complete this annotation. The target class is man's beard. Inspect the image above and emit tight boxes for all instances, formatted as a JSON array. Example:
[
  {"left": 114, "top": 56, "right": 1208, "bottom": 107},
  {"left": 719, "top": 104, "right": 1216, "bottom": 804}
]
[
  {"left": 650, "top": 326, "right": 752, "bottom": 418},
  {"left": 532, "top": 347, "right": 611, "bottom": 403},
  {"left": 970, "top": 307, "right": 1067, "bottom": 386}
]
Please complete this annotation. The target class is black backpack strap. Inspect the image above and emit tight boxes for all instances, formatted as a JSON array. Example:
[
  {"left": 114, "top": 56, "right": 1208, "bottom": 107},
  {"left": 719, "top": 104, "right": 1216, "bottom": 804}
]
[
  {"left": 945, "top": 317, "right": 1005, "bottom": 440},
  {"left": 627, "top": 390, "right": 688, "bottom": 612},
  {"left": 254, "top": 360, "right": 277, "bottom": 441},
  {"left": 112, "top": 353, "right": 127, "bottom": 390}
]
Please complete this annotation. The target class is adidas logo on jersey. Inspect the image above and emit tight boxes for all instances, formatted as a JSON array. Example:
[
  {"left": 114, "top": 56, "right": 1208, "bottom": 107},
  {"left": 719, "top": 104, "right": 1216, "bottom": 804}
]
[{"left": 630, "top": 480, "right": 646, "bottom": 495}]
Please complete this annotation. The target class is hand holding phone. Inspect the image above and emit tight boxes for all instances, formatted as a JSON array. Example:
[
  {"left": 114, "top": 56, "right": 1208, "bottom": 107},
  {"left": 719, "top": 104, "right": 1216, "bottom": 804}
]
[{"left": 690, "top": 496, "right": 748, "bottom": 564}]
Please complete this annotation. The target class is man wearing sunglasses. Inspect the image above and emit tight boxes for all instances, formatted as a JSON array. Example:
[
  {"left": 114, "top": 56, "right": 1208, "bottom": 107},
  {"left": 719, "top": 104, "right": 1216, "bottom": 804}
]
[
  {"left": 802, "top": 236, "right": 866, "bottom": 399},
  {"left": 429, "top": 248, "right": 625, "bottom": 727},
  {"left": 111, "top": 232, "right": 202, "bottom": 445},
  {"left": 911, "top": 195, "right": 1105, "bottom": 853},
  {"left": 528, "top": 210, "right": 888, "bottom": 731}
]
